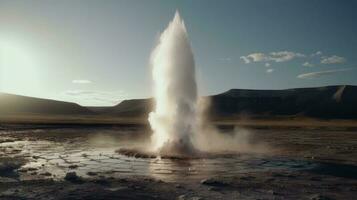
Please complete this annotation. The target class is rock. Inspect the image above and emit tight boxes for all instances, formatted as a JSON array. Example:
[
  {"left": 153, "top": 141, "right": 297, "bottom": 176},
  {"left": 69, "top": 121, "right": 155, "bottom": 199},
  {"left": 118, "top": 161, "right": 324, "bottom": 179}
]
[
  {"left": 156, "top": 179, "right": 164, "bottom": 183},
  {"left": 133, "top": 185, "right": 142, "bottom": 190},
  {"left": 201, "top": 178, "right": 228, "bottom": 187},
  {"left": 40, "top": 172, "right": 52, "bottom": 176},
  {"left": 1, "top": 189, "right": 16, "bottom": 196},
  {"left": 27, "top": 167, "right": 37, "bottom": 171},
  {"left": 178, "top": 195, "right": 203, "bottom": 200},
  {"left": 309, "top": 194, "right": 331, "bottom": 200},
  {"left": 264, "top": 178, "right": 275, "bottom": 182},
  {"left": 11, "top": 149, "right": 22, "bottom": 153},
  {"left": 68, "top": 165, "right": 78, "bottom": 169},
  {"left": 0, "top": 158, "right": 25, "bottom": 172},
  {"left": 17, "top": 168, "right": 28, "bottom": 172},
  {"left": 310, "top": 177, "right": 322, "bottom": 181},
  {"left": 87, "top": 171, "right": 97, "bottom": 176},
  {"left": 64, "top": 172, "right": 82, "bottom": 183},
  {"left": 0, "top": 177, "right": 18, "bottom": 183},
  {"left": 239, "top": 175, "right": 255, "bottom": 181},
  {"left": 93, "top": 179, "right": 110, "bottom": 186},
  {"left": 267, "top": 190, "right": 277, "bottom": 195},
  {"left": 0, "top": 138, "right": 15, "bottom": 143},
  {"left": 105, "top": 186, "right": 126, "bottom": 192},
  {"left": 177, "top": 194, "right": 186, "bottom": 200},
  {"left": 200, "top": 179, "right": 209, "bottom": 184}
]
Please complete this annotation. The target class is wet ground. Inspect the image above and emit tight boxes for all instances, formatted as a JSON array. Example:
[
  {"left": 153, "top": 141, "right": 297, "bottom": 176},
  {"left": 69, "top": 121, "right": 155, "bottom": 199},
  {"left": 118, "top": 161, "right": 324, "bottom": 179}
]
[{"left": 0, "top": 125, "right": 357, "bottom": 199}]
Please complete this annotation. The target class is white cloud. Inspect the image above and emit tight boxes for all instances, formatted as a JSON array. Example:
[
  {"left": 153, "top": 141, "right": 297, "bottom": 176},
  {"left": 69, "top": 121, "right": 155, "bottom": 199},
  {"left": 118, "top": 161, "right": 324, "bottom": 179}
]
[
  {"left": 266, "top": 68, "right": 274, "bottom": 73},
  {"left": 297, "top": 68, "right": 355, "bottom": 79},
  {"left": 240, "top": 53, "right": 268, "bottom": 63},
  {"left": 311, "top": 51, "right": 322, "bottom": 57},
  {"left": 240, "top": 56, "right": 251, "bottom": 64},
  {"left": 321, "top": 55, "right": 346, "bottom": 64},
  {"left": 248, "top": 53, "right": 268, "bottom": 62},
  {"left": 72, "top": 79, "right": 92, "bottom": 84},
  {"left": 302, "top": 62, "right": 314, "bottom": 67},
  {"left": 265, "top": 63, "right": 271, "bottom": 67},
  {"left": 240, "top": 51, "right": 305, "bottom": 64},
  {"left": 269, "top": 51, "right": 305, "bottom": 62},
  {"left": 61, "top": 90, "right": 126, "bottom": 106}
]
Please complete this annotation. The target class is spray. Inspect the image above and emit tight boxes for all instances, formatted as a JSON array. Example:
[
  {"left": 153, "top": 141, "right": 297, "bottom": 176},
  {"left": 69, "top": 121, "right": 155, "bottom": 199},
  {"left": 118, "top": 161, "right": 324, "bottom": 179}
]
[
  {"left": 149, "top": 11, "right": 198, "bottom": 155},
  {"left": 140, "top": 11, "right": 269, "bottom": 158}
]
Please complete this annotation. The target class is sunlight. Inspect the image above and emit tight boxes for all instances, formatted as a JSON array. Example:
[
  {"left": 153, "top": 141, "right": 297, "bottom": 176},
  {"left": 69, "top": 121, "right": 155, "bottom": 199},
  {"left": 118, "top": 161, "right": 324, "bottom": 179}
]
[{"left": 0, "top": 38, "right": 41, "bottom": 94}]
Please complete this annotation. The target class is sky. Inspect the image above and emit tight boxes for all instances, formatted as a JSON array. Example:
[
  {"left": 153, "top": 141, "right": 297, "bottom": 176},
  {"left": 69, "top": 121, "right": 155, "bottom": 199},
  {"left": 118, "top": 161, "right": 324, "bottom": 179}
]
[{"left": 0, "top": 0, "right": 356, "bottom": 106}]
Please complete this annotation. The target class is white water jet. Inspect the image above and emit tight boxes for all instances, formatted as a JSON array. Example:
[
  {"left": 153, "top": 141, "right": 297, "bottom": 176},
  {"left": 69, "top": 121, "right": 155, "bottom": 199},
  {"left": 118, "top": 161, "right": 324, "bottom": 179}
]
[{"left": 148, "top": 11, "right": 198, "bottom": 155}]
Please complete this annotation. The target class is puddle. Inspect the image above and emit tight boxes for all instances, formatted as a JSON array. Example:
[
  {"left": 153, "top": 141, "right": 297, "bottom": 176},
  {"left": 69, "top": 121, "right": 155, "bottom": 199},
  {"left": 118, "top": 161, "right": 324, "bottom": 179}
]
[
  {"left": 307, "top": 162, "right": 357, "bottom": 179},
  {"left": 0, "top": 127, "right": 318, "bottom": 182}
]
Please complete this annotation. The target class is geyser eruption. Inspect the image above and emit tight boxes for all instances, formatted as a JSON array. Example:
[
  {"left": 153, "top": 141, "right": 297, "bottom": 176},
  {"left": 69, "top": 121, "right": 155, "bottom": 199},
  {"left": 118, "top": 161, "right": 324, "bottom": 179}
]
[
  {"left": 117, "top": 11, "right": 268, "bottom": 159},
  {"left": 149, "top": 11, "right": 198, "bottom": 155}
]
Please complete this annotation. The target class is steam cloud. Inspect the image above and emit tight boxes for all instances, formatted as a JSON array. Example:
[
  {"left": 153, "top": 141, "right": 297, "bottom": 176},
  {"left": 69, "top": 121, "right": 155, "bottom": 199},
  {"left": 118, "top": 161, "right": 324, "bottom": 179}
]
[
  {"left": 148, "top": 11, "right": 198, "bottom": 155},
  {"left": 145, "top": 11, "right": 268, "bottom": 157}
]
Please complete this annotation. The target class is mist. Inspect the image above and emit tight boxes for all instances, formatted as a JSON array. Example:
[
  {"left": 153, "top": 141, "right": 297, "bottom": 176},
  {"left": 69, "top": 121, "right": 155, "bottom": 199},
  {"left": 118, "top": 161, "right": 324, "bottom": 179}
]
[
  {"left": 147, "top": 11, "right": 265, "bottom": 156},
  {"left": 148, "top": 11, "right": 198, "bottom": 155}
]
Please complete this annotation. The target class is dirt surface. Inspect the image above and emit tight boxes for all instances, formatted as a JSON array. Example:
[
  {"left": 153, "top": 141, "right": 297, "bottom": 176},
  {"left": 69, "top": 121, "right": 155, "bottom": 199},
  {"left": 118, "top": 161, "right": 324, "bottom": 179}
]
[{"left": 0, "top": 125, "right": 356, "bottom": 199}]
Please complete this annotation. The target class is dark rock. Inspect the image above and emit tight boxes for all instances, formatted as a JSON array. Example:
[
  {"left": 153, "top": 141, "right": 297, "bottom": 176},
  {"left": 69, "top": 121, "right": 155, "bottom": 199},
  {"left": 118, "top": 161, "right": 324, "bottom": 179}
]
[
  {"left": 64, "top": 172, "right": 82, "bottom": 183},
  {"left": 68, "top": 165, "right": 78, "bottom": 169},
  {"left": 201, "top": 178, "right": 229, "bottom": 187},
  {"left": 309, "top": 194, "right": 332, "bottom": 200},
  {"left": 0, "top": 158, "right": 25, "bottom": 174},
  {"left": 17, "top": 168, "right": 28, "bottom": 172},
  {"left": 40, "top": 172, "right": 52, "bottom": 176},
  {"left": 27, "top": 167, "right": 37, "bottom": 171},
  {"left": 239, "top": 175, "right": 255, "bottom": 181},
  {"left": 310, "top": 177, "right": 322, "bottom": 181},
  {"left": 93, "top": 179, "right": 110, "bottom": 186},
  {"left": 87, "top": 171, "right": 97, "bottom": 176},
  {"left": 267, "top": 190, "right": 277, "bottom": 195}
]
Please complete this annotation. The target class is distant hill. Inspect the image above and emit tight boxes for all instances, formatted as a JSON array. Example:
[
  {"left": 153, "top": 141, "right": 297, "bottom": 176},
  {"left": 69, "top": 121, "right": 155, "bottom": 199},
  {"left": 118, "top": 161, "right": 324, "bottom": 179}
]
[
  {"left": 96, "top": 99, "right": 153, "bottom": 117},
  {"left": 1, "top": 85, "right": 357, "bottom": 119},
  {"left": 0, "top": 93, "right": 93, "bottom": 116},
  {"left": 210, "top": 85, "right": 357, "bottom": 119},
  {"left": 106, "top": 85, "right": 357, "bottom": 119}
]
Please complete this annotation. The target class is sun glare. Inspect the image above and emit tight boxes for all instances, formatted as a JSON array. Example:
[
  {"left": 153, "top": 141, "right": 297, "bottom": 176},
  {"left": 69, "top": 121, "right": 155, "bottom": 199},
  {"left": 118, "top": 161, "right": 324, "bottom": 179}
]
[{"left": 0, "top": 38, "right": 41, "bottom": 94}]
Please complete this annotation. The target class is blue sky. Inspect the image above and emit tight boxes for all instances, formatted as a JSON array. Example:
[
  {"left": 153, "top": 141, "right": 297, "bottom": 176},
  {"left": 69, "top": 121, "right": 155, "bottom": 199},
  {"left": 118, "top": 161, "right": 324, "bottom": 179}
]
[{"left": 0, "top": 0, "right": 356, "bottom": 106}]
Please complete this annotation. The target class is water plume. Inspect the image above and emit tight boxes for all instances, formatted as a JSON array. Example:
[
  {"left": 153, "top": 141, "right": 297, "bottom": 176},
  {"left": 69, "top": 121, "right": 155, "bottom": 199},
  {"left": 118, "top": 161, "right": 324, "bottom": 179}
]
[
  {"left": 117, "top": 11, "right": 270, "bottom": 159},
  {"left": 148, "top": 11, "right": 198, "bottom": 156}
]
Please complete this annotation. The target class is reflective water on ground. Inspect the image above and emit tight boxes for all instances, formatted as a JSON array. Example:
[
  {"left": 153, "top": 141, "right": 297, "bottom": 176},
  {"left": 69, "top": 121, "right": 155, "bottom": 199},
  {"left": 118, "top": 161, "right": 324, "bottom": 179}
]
[{"left": 0, "top": 127, "right": 317, "bottom": 182}]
